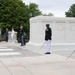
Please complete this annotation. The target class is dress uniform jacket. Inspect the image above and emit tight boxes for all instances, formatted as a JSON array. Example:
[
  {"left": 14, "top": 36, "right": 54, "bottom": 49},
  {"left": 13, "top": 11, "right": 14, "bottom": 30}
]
[{"left": 45, "top": 27, "right": 52, "bottom": 41}]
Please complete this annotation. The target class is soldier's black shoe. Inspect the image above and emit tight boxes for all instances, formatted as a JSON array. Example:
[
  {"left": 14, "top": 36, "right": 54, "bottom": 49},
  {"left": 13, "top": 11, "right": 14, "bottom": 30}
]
[{"left": 45, "top": 52, "right": 51, "bottom": 54}]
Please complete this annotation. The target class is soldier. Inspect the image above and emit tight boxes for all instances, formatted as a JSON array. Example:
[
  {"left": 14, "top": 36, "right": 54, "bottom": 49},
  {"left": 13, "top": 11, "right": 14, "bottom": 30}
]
[{"left": 45, "top": 24, "right": 52, "bottom": 54}]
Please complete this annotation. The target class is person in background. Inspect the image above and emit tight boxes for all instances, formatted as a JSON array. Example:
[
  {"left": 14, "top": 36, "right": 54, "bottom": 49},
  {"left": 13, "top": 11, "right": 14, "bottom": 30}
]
[
  {"left": 23, "top": 32, "right": 26, "bottom": 46},
  {"left": 20, "top": 25, "right": 24, "bottom": 46},
  {"left": 45, "top": 24, "right": 52, "bottom": 54},
  {"left": 5, "top": 28, "right": 8, "bottom": 42},
  {"left": 11, "top": 27, "right": 14, "bottom": 43}
]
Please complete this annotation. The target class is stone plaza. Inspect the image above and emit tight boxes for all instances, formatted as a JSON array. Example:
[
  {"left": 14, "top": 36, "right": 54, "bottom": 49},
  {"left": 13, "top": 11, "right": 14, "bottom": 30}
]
[
  {"left": 0, "top": 16, "right": 75, "bottom": 75},
  {"left": 0, "top": 41, "right": 75, "bottom": 75}
]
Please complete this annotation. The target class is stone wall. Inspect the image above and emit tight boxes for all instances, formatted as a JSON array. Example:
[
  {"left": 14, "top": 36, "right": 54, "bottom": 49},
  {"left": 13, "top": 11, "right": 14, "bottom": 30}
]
[
  {"left": 30, "top": 16, "right": 75, "bottom": 43},
  {"left": 26, "top": 16, "right": 75, "bottom": 51}
]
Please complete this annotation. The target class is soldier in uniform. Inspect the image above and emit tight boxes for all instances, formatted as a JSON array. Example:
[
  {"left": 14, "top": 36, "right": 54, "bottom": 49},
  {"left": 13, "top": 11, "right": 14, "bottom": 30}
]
[{"left": 45, "top": 24, "right": 52, "bottom": 54}]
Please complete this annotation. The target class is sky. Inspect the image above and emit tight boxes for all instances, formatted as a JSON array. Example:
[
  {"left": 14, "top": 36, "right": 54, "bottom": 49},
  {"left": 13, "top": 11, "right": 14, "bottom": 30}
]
[{"left": 22, "top": 0, "right": 75, "bottom": 17}]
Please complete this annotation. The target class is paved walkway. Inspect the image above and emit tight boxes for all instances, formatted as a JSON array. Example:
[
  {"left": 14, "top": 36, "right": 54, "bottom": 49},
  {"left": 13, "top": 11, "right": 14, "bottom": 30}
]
[
  {"left": 0, "top": 42, "right": 75, "bottom": 75},
  {"left": 0, "top": 45, "right": 41, "bottom": 58}
]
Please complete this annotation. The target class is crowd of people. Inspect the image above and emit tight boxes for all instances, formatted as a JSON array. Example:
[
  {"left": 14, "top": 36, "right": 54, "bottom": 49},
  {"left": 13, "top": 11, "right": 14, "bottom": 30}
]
[{"left": 5, "top": 25, "right": 26, "bottom": 46}]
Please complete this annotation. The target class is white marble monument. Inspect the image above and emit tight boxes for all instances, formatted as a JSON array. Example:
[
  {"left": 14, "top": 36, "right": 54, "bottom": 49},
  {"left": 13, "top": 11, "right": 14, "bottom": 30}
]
[{"left": 26, "top": 16, "right": 75, "bottom": 52}]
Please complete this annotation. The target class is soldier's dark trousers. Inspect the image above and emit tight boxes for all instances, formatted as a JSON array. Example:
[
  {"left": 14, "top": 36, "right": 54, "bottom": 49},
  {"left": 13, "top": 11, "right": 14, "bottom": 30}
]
[{"left": 6, "top": 36, "right": 8, "bottom": 42}]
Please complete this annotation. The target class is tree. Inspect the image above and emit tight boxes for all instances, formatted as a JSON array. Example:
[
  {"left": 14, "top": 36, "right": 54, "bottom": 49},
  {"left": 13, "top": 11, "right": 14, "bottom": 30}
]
[
  {"left": 0, "top": 0, "right": 42, "bottom": 42},
  {"left": 65, "top": 4, "right": 75, "bottom": 17},
  {"left": 42, "top": 13, "right": 54, "bottom": 16},
  {"left": 0, "top": 0, "right": 28, "bottom": 31},
  {"left": 28, "top": 3, "right": 42, "bottom": 17},
  {"left": 0, "top": 0, "right": 29, "bottom": 41}
]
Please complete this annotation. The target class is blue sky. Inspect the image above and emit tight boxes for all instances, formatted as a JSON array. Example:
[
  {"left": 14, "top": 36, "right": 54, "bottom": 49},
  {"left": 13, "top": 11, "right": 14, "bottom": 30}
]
[{"left": 22, "top": 0, "right": 75, "bottom": 17}]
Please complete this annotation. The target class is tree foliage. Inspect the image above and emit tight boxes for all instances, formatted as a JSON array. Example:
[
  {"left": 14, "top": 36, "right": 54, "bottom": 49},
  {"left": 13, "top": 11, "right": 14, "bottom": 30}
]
[
  {"left": 42, "top": 13, "right": 54, "bottom": 16},
  {"left": 65, "top": 4, "right": 75, "bottom": 17},
  {"left": 28, "top": 3, "right": 42, "bottom": 17},
  {"left": 0, "top": 0, "right": 42, "bottom": 42}
]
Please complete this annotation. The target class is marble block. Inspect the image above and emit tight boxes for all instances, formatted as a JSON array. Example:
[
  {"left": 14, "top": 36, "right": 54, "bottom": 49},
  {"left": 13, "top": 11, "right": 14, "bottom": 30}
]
[{"left": 26, "top": 16, "right": 75, "bottom": 51}]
